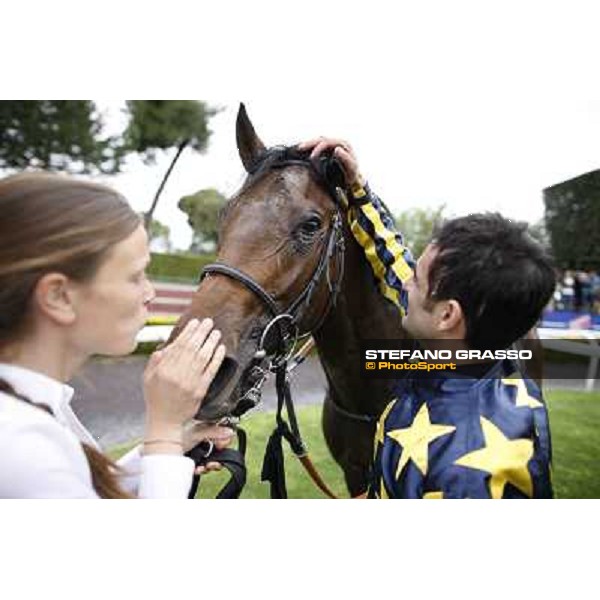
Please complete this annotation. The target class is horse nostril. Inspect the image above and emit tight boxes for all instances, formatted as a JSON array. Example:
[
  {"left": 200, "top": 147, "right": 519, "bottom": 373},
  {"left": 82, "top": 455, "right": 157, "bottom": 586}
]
[{"left": 197, "top": 355, "right": 239, "bottom": 416}]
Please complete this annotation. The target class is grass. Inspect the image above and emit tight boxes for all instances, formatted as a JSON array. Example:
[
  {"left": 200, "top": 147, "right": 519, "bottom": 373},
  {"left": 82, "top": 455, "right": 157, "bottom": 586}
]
[
  {"left": 546, "top": 390, "right": 600, "bottom": 499},
  {"left": 109, "top": 389, "right": 600, "bottom": 499},
  {"left": 109, "top": 407, "right": 348, "bottom": 499}
]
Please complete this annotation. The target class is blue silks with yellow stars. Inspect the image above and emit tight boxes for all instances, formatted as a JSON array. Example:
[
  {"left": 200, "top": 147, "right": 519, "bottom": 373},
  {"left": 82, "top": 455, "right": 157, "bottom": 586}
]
[
  {"left": 347, "top": 182, "right": 553, "bottom": 499},
  {"left": 367, "top": 360, "right": 553, "bottom": 499}
]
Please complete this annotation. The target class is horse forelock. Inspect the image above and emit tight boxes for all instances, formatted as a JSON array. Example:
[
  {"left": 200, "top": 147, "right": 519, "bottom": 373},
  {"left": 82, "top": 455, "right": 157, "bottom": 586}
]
[
  {"left": 220, "top": 145, "right": 323, "bottom": 224},
  {"left": 244, "top": 145, "right": 315, "bottom": 185}
]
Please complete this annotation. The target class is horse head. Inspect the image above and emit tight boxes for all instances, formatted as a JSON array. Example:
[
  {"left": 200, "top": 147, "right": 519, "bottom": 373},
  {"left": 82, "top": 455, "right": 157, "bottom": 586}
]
[{"left": 171, "top": 104, "right": 346, "bottom": 421}]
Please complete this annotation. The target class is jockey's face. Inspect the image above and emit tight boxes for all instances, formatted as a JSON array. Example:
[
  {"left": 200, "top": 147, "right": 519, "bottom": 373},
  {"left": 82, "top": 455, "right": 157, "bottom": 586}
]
[
  {"left": 402, "top": 244, "right": 466, "bottom": 342},
  {"left": 402, "top": 244, "right": 438, "bottom": 339}
]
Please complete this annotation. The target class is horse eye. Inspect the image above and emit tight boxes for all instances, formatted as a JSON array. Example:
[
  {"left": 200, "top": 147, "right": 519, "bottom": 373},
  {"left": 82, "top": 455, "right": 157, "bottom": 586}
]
[{"left": 300, "top": 216, "right": 322, "bottom": 235}]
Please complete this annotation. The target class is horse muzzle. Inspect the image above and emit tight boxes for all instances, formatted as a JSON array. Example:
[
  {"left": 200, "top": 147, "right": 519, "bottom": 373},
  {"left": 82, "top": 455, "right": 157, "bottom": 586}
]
[{"left": 195, "top": 354, "right": 240, "bottom": 421}]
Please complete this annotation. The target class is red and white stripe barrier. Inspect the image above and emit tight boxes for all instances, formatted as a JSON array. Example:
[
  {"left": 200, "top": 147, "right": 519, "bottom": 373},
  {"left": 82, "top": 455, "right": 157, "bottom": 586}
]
[{"left": 148, "top": 281, "right": 196, "bottom": 316}]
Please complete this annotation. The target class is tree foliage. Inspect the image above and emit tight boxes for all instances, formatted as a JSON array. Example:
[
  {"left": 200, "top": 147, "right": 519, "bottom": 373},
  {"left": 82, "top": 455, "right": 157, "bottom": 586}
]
[
  {"left": 123, "top": 100, "right": 218, "bottom": 227},
  {"left": 0, "top": 99, "right": 217, "bottom": 176},
  {"left": 147, "top": 218, "right": 172, "bottom": 252},
  {"left": 0, "top": 101, "right": 120, "bottom": 174},
  {"left": 0, "top": 100, "right": 219, "bottom": 230},
  {"left": 527, "top": 218, "right": 551, "bottom": 252},
  {"left": 124, "top": 100, "right": 217, "bottom": 163},
  {"left": 544, "top": 169, "right": 600, "bottom": 269},
  {"left": 394, "top": 204, "right": 446, "bottom": 259},
  {"left": 178, "top": 188, "right": 226, "bottom": 253}
]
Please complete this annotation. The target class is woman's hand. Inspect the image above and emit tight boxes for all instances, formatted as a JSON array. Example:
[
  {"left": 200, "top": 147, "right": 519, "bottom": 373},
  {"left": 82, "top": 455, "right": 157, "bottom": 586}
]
[
  {"left": 297, "top": 137, "right": 364, "bottom": 189},
  {"left": 142, "top": 318, "right": 226, "bottom": 454},
  {"left": 183, "top": 421, "right": 235, "bottom": 475}
]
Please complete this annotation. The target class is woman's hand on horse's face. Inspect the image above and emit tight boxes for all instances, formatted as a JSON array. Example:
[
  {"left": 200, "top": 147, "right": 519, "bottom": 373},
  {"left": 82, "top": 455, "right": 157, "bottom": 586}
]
[
  {"left": 298, "top": 137, "right": 363, "bottom": 188},
  {"left": 143, "top": 318, "right": 227, "bottom": 439}
]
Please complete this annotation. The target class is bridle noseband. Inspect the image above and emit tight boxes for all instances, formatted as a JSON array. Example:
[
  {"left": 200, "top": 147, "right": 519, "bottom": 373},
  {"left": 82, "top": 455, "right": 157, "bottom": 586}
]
[{"left": 202, "top": 211, "right": 344, "bottom": 351}]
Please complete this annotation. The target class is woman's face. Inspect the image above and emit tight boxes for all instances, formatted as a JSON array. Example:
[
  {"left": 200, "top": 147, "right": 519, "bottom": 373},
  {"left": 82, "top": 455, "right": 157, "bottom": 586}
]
[{"left": 70, "top": 224, "right": 155, "bottom": 357}]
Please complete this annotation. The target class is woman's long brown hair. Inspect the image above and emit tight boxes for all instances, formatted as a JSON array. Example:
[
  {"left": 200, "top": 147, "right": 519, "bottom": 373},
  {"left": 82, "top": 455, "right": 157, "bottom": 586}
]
[{"left": 0, "top": 173, "right": 142, "bottom": 498}]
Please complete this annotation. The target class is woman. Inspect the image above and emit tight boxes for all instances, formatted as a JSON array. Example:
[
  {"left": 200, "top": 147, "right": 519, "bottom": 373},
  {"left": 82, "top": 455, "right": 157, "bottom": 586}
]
[{"left": 0, "top": 172, "right": 232, "bottom": 498}]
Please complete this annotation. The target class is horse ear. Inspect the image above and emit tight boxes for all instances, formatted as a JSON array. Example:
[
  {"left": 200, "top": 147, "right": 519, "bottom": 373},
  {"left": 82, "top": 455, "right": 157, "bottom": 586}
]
[{"left": 236, "top": 103, "right": 266, "bottom": 172}]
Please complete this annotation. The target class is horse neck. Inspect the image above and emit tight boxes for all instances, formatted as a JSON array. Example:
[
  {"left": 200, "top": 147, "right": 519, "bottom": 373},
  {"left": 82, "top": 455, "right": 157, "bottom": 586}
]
[{"left": 312, "top": 226, "right": 403, "bottom": 416}]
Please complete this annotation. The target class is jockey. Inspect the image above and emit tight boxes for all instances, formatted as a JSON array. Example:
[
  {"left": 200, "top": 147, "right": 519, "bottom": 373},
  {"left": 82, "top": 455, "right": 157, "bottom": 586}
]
[{"left": 299, "top": 138, "right": 556, "bottom": 499}]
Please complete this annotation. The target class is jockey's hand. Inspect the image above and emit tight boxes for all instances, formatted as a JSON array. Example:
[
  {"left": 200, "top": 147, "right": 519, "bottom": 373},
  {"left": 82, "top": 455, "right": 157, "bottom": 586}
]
[
  {"left": 182, "top": 421, "right": 235, "bottom": 475},
  {"left": 297, "top": 137, "right": 365, "bottom": 191}
]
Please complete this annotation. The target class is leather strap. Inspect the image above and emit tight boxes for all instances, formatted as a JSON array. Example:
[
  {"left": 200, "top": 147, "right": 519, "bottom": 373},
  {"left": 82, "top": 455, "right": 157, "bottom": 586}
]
[
  {"left": 202, "top": 263, "right": 280, "bottom": 316},
  {"left": 186, "top": 429, "right": 247, "bottom": 499}
]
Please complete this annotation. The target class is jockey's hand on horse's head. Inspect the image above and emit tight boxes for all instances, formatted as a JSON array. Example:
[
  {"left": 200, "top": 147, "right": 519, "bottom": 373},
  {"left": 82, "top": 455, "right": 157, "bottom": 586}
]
[{"left": 298, "top": 137, "right": 365, "bottom": 191}]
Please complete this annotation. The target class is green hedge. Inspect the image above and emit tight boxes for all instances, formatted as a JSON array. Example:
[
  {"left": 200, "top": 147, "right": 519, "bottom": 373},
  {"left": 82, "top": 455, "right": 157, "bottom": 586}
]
[{"left": 147, "top": 252, "right": 215, "bottom": 283}]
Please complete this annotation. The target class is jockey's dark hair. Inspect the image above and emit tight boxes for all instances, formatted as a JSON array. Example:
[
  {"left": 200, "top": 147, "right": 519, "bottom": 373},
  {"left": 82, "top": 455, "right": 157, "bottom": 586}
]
[{"left": 426, "top": 212, "right": 556, "bottom": 350}]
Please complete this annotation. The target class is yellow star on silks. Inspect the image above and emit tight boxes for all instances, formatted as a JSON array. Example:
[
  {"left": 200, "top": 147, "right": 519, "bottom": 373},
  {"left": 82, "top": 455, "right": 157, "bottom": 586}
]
[
  {"left": 387, "top": 404, "right": 456, "bottom": 480},
  {"left": 455, "top": 417, "right": 534, "bottom": 498},
  {"left": 373, "top": 400, "right": 397, "bottom": 458},
  {"left": 502, "top": 373, "right": 543, "bottom": 409},
  {"left": 423, "top": 491, "right": 444, "bottom": 499},
  {"left": 379, "top": 478, "right": 389, "bottom": 499}
]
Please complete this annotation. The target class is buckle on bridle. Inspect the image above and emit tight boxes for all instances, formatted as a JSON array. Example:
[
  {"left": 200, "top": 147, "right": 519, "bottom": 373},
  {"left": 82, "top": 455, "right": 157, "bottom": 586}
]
[
  {"left": 195, "top": 439, "right": 214, "bottom": 458},
  {"left": 254, "top": 313, "right": 299, "bottom": 364}
]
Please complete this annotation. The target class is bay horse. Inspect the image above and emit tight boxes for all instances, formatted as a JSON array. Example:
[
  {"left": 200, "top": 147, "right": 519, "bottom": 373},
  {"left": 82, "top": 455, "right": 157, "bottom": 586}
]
[
  {"left": 170, "top": 104, "right": 406, "bottom": 496},
  {"left": 172, "top": 104, "right": 545, "bottom": 497}
]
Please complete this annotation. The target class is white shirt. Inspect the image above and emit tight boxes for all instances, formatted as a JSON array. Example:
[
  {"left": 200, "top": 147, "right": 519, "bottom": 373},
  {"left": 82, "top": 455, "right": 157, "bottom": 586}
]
[{"left": 0, "top": 363, "right": 195, "bottom": 499}]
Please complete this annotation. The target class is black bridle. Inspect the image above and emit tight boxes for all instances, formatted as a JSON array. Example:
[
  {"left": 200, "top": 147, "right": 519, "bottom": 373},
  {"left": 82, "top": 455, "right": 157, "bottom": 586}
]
[{"left": 201, "top": 155, "right": 347, "bottom": 374}]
